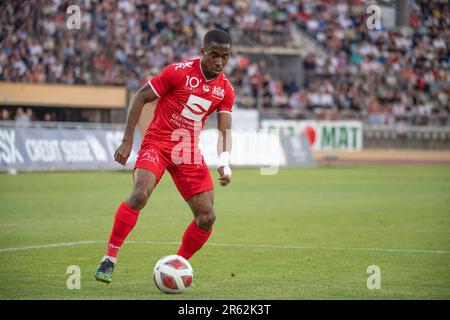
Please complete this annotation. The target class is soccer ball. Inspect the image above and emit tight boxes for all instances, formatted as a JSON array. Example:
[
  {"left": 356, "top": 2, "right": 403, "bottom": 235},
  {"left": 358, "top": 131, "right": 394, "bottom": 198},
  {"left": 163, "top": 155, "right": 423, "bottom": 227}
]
[{"left": 153, "top": 255, "right": 193, "bottom": 294}]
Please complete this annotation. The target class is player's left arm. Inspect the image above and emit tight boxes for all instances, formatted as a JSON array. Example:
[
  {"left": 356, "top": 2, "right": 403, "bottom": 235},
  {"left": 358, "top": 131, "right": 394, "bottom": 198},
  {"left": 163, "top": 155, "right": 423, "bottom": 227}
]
[
  {"left": 216, "top": 84, "right": 234, "bottom": 187},
  {"left": 217, "top": 112, "right": 232, "bottom": 186}
]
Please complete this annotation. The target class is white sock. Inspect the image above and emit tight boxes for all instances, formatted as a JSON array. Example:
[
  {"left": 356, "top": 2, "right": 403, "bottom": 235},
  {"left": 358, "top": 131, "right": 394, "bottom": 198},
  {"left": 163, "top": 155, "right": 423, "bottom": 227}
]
[{"left": 102, "top": 255, "right": 117, "bottom": 264}]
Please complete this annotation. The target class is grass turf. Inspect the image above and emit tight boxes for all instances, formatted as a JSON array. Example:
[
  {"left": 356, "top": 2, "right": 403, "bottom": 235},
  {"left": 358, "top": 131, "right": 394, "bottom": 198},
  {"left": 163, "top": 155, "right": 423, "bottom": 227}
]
[{"left": 0, "top": 167, "right": 449, "bottom": 299}]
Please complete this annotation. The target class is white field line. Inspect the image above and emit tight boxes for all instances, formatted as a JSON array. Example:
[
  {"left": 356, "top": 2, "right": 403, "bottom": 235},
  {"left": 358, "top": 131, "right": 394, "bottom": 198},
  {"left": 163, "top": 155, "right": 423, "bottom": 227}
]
[
  {"left": 0, "top": 240, "right": 101, "bottom": 253},
  {"left": 0, "top": 240, "right": 449, "bottom": 255}
]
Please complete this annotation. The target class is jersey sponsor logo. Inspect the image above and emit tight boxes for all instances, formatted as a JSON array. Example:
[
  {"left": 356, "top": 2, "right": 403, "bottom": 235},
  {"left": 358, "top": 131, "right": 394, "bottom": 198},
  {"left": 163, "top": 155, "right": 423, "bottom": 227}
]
[
  {"left": 174, "top": 61, "right": 194, "bottom": 70},
  {"left": 181, "top": 94, "right": 212, "bottom": 121},
  {"left": 212, "top": 86, "right": 225, "bottom": 99}
]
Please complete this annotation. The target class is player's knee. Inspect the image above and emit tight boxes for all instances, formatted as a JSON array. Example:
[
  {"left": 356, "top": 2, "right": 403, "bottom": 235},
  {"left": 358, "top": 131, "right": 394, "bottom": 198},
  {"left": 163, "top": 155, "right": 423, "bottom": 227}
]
[
  {"left": 196, "top": 207, "right": 216, "bottom": 230},
  {"left": 127, "top": 190, "right": 148, "bottom": 210}
]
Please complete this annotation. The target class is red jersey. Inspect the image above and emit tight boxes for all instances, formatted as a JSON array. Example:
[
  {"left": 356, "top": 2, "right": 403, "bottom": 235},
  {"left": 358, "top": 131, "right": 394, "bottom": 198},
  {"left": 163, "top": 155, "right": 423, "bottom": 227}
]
[{"left": 145, "top": 58, "right": 234, "bottom": 145}]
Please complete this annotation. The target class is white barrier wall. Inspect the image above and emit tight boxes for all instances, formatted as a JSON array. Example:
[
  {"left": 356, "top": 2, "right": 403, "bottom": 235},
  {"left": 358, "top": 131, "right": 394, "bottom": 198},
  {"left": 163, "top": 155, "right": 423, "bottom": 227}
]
[
  {"left": 0, "top": 125, "right": 141, "bottom": 172},
  {"left": 0, "top": 123, "right": 315, "bottom": 172}
]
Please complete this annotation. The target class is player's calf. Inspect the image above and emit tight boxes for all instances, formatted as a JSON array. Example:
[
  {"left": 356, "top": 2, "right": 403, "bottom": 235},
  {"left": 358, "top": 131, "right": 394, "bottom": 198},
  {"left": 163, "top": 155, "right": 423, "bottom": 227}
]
[
  {"left": 178, "top": 191, "right": 216, "bottom": 259},
  {"left": 188, "top": 191, "right": 216, "bottom": 231},
  {"left": 125, "top": 168, "right": 157, "bottom": 211}
]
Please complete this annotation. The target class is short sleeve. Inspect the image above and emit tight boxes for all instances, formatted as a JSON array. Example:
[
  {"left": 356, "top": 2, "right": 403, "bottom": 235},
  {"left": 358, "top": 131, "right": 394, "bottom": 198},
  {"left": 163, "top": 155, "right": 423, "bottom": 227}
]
[
  {"left": 217, "top": 84, "right": 235, "bottom": 114},
  {"left": 148, "top": 63, "right": 179, "bottom": 97}
]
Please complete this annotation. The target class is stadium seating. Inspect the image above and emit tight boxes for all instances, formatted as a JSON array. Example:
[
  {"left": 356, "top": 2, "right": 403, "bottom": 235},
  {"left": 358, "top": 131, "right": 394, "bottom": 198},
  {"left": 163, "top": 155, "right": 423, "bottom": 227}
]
[{"left": 0, "top": 1, "right": 448, "bottom": 126}]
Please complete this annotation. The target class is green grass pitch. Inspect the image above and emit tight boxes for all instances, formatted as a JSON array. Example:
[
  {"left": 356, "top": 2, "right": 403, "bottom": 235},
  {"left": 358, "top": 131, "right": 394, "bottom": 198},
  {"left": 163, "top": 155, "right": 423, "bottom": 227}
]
[{"left": 0, "top": 167, "right": 449, "bottom": 299}]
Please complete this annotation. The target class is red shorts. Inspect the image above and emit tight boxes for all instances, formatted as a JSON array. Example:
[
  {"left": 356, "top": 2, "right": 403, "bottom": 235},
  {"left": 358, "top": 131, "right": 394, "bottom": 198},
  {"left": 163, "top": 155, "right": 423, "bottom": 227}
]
[{"left": 134, "top": 140, "right": 214, "bottom": 201}]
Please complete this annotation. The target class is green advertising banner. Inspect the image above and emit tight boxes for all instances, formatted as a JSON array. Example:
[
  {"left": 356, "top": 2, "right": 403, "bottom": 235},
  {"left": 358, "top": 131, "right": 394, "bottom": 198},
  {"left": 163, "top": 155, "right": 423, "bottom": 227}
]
[{"left": 261, "top": 120, "right": 363, "bottom": 151}]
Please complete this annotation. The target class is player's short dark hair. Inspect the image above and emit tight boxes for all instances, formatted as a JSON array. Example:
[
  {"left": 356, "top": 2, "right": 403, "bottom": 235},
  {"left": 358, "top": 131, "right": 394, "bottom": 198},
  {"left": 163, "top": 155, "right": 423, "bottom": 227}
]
[{"left": 203, "top": 29, "right": 232, "bottom": 48}]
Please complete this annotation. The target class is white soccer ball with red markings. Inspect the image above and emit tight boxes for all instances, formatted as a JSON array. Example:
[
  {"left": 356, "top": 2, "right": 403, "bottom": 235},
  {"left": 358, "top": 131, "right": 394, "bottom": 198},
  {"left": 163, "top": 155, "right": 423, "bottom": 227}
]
[{"left": 153, "top": 255, "right": 193, "bottom": 294}]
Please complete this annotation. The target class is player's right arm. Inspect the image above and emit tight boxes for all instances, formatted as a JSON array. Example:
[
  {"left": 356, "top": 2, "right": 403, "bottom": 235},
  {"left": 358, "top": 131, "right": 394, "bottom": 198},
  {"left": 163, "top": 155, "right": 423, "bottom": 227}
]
[
  {"left": 114, "top": 83, "right": 158, "bottom": 166},
  {"left": 115, "top": 63, "right": 182, "bottom": 165}
]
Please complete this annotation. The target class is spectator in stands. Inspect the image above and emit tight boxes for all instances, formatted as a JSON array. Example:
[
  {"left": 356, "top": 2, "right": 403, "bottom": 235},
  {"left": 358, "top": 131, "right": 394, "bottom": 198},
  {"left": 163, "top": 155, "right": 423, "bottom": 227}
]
[
  {"left": 1, "top": 108, "right": 12, "bottom": 121},
  {"left": 43, "top": 112, "right": 52, "bottom": 122},
  {"left": 15, "top": 107, "right": 31, "bottom": 124},
  {"left": 295, "top": 0, "right": 449, "bottom": 125},
  {"left": 25, "top": 108, "right": 36, "bottom": 121}
]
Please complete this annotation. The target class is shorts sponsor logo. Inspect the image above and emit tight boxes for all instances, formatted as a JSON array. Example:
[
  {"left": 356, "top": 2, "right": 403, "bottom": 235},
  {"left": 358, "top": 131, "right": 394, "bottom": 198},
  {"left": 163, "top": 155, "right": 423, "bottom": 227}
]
[{"left": 139, "top": 148, "right": 160, "bottom": 164}]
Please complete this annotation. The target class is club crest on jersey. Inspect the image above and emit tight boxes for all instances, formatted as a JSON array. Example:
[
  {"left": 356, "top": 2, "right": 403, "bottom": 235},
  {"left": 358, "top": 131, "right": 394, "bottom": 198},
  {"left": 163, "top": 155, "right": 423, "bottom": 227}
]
[
  {"left": 203, "top": 85, "right": 210, "bottom": 92},
  {"left": 174, "top": 61, "right": 194, "bottom": 70},
  {"left": 212, "top": 86, "right": 225, "bottom": 99}
]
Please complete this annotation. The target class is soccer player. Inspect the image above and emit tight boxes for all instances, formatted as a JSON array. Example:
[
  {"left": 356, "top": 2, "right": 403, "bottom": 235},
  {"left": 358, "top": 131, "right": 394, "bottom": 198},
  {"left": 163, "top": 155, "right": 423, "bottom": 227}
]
[{"left": 95, "top": 29, "right": 234, "bottom": 283}]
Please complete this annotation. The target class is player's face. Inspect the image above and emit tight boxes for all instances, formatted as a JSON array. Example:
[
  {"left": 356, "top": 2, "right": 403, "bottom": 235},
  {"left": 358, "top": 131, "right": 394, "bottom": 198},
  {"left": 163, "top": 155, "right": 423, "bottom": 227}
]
[{"left": 201, "top": 42, "right": 231, "bottom": 77}]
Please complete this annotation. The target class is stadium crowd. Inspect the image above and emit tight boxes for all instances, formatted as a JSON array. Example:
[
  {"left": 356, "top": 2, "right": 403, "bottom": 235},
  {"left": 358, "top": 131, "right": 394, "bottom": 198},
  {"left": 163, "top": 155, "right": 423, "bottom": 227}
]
[
  {"left": 0, "top": 106, "right": 57, "bottom": 122},
  {"left": 295, "top": 0, "right": 449, "bottom": 126},
  {"left": 0, "top": 0, "right": 448, "bottom": 125}
]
